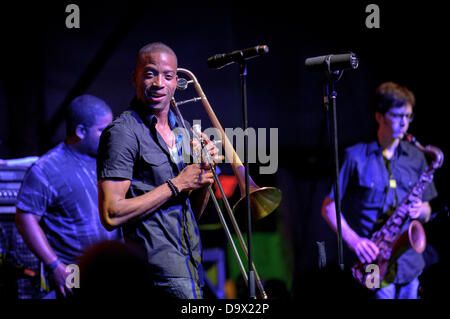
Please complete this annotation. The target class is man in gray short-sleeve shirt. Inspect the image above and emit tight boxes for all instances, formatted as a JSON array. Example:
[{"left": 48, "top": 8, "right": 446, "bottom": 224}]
[{"left": 97, "top": 42, "right": 219, "bottom": 299}]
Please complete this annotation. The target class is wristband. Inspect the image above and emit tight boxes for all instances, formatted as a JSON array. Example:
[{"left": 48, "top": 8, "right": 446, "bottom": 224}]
[
  {"left": 166, "top": 179, "right": 180, "bottom": 197},
  {"left": 46, "top": 258, "right": 61, "bottom": 273}
]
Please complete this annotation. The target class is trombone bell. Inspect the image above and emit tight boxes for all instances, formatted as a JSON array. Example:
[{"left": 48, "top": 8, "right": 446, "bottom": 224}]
[{"left": 233, "top": 186, "right": 282, "bottom": 221}]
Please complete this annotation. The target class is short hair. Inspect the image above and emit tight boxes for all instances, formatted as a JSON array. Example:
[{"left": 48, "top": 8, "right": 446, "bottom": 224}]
[
  {"left": 373, "top": 82, "right": 416, "bottom": 114},
  {"left": 66, "top": 94, "right": 112, "bottom": 136},
  {"left": 136, "top": 42, "right": 177, "bottom": 67}
]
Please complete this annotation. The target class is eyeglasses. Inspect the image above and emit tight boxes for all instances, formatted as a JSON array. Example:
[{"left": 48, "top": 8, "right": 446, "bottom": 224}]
[{"left": 386, "top": 111, "right": 414, "bottom": 122}]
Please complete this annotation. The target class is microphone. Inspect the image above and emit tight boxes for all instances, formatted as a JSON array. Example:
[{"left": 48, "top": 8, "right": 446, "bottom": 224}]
[
  {"left": 305, "top": 52, "right": 358, "bottom": 72},
  {"left": 207, "top": 45, "right": 269, "bottom": 69}
]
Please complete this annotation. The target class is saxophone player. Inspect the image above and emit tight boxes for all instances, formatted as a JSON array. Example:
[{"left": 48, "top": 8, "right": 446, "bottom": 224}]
[{"left": 321, "top": 82, "right": 438, "bottom": 299}]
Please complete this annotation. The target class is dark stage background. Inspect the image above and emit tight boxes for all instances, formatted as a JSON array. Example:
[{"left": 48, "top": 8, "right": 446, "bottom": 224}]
[{"left": 1, "top": 0, "right": 448, "bottom": 298}]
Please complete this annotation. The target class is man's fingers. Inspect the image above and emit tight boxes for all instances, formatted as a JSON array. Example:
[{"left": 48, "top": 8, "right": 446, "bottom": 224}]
[
  {"left": 356, "top": 240, "right": 378, "bottom": 264},
  {"left": 366, "top": 241, "right": 379, "bottom": 258},
  {"left": 198, "top": 132, "right": 211, "bottom": 143},
  {"left": 59, "top": 285, "right": 67, "bottom": 298},
  {"left": 199, "top": 171, "right": 214, "bottom": 186},
  {"left": 202, "top": 171, "right": 214, "bottom": 181},
  {"left": 215, "top": 155, "right": 225, "bottom": 162},
  {"left": 358, "top": 248, "right": 372, "bottom": 264},
  {"left": 66, "top": 286, "right": 73, "bottom": 296}
]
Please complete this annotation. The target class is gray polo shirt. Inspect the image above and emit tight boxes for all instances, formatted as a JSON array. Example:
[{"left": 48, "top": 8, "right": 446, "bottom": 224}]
[{"left": 97, "top": 98, "right": 203, "bottom": 291}]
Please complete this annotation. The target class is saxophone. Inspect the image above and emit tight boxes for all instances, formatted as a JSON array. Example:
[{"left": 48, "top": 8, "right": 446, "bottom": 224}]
[{"left": 351, "top": 134, "right": 444, "bottom": 289}]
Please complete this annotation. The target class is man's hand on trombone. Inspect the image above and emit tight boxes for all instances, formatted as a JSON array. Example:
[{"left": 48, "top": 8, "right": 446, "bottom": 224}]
[
  {"left": 192, "top": 131, "right": 223, "bottom": 167},
  {"left": 172, "top": 132, "right": 222, "bottom": 192}
]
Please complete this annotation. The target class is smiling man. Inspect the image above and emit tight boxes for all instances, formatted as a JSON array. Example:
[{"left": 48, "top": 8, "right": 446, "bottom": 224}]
[
  {"left": 96, "top": 42, "right": 218, "bottom": 299},
  {"left": 321, "top": 82, "right": 438, "bottom": 299}
]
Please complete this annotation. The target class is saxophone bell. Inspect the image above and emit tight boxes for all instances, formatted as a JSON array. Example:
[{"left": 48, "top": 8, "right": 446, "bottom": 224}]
[{"left": 408, "top": 220, "right": 426, "bottom": 253}]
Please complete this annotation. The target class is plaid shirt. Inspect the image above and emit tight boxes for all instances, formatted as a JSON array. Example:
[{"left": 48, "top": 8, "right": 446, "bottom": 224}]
[{"left": 16, "top": 142, "right": 121, "bottom": 264}]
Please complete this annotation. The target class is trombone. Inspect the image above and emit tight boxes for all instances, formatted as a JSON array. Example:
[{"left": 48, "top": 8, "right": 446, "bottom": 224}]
[{"left": 171, "top": 68, "right": 282, "bottom": 299}]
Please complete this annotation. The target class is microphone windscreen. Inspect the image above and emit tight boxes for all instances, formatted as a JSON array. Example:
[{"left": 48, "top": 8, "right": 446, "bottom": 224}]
[
  {"left": 329, "top": 53, "right": 358, "bottom": 71},
  {"left": 305, "top": 56, "right": 327, "bottom": 72},
  {"left": 207, "top": 54, "right": 227, "bottom": 69},
  {"left": 256, "top": 45, "right": 269, "bottom": 55}
]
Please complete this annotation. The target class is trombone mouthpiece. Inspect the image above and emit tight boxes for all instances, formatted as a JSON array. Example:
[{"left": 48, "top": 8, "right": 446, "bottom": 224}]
[{"left": 177, "top": 78, "right": 189, "bottom": 90}]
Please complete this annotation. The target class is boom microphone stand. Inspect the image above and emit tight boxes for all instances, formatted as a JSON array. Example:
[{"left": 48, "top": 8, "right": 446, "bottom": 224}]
[
  {"left": 207, "top": 45, "right": 270, "bottom": 298},
  {"left": 238, "top": 59, "right": 256, "bottom": 298},
  {"left": 305, "top": 52, "right": 359, "bottom": 271},
  {"left": 324, "top": 70, "right": 345, "bottom": 271}
]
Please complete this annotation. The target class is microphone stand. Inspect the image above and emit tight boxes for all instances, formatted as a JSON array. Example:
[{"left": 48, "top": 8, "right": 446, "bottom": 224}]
[
  {"left": 238, "top": 60, "right": 256, "bottom": 299},
  {"left": 323, "top": 69, "right": 345, "bottom": 271}
]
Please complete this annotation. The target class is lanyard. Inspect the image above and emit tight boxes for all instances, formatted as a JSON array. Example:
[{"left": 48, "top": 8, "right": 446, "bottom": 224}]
[
  {"left": 375, "top": 151, "right": 399, "bottom": 228},
  {"left": 382, "top": 152, "right": 398, "bottom": 213}
]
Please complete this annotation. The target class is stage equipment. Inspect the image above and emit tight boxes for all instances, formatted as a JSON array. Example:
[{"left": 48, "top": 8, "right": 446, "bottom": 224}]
[
  {"left": 305, "top": 53, "right": 358, "bottom": 72},
  {"left": 207, "top": 46, "right": 271, "bottom": 297},
  {"left": 207, "top": 45, "right": 269, "bottom": 70},
  {"left": 305, "top": 52, "right": 359, "bottom": 270},
  {"left": 1, "top": 159, "right": 42, "bottom": 299}
]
